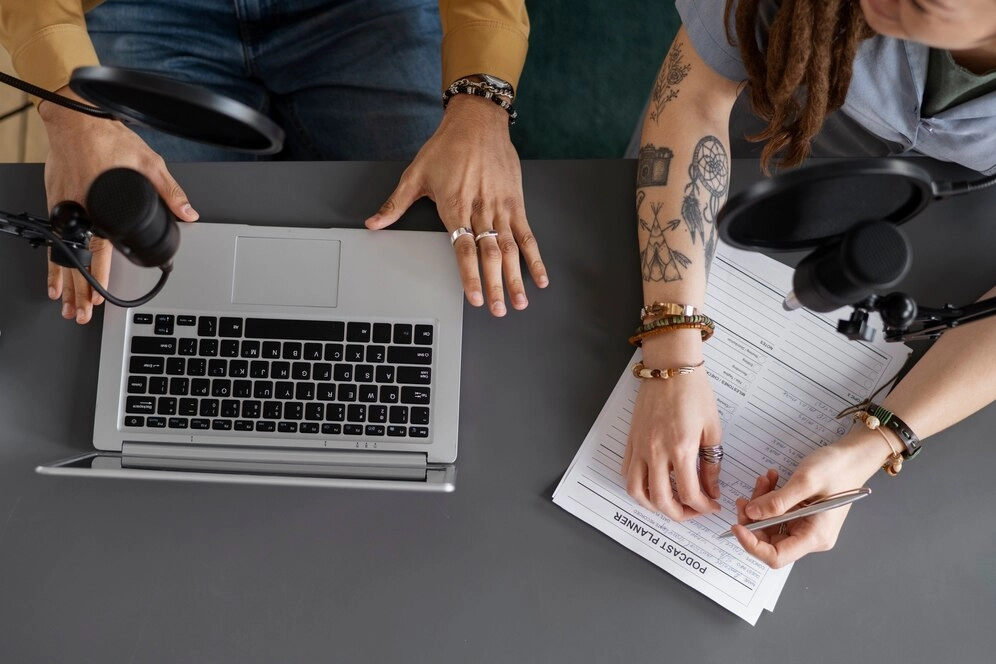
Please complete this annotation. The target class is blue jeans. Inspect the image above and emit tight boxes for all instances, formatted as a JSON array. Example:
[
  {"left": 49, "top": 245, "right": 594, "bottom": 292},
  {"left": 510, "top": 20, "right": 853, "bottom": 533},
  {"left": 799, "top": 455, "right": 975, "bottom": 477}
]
[{"left": 87, "top": 0, "right": 443, "bottom": 161}]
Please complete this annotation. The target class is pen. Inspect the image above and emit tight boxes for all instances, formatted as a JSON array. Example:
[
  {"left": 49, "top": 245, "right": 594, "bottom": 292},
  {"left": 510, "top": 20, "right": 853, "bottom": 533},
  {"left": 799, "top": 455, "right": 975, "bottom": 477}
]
[{"left": 717, "top": 487, "right": 871, "bottom": 539}]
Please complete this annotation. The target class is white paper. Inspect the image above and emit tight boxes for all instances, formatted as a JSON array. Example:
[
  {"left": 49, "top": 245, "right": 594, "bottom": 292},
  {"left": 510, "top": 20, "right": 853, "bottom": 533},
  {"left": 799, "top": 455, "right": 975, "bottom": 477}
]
[{"left": 553, "top": 244, "right": 910, "bottom": 624}]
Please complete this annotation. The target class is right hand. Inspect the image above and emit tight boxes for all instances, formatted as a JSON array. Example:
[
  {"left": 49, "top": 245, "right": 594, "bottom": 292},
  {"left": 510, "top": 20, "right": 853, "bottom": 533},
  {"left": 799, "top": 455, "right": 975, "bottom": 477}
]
[
  {"left": 38, "top": 86, "right": 199, "bottom": 324},
  {"left": 622, "top": 331, "right": 723, "bottom": 520}
]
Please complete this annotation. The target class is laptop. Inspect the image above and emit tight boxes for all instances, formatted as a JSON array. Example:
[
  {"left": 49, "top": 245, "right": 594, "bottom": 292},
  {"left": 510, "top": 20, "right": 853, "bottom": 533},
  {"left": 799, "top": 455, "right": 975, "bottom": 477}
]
[{"left": 37, "top": 222, "right": 463, "bottom": 491}]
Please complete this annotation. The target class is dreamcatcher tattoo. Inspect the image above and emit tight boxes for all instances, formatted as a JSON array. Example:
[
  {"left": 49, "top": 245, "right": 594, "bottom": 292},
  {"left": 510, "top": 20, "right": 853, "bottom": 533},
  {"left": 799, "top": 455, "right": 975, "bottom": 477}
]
[{"left": 681, "top": 136, "right": 728, "bottom": 274}]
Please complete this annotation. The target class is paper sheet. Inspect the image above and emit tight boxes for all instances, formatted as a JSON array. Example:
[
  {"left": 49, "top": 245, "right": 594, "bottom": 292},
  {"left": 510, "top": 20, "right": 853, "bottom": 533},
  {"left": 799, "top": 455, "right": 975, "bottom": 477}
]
[{"left": 553, "top": 244, "right": 910, "bottom": 624}]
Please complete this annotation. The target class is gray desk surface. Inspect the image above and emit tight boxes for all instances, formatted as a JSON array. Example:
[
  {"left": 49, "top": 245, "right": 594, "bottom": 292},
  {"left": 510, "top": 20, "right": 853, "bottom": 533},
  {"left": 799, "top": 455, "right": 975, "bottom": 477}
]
[{"left": 1, "top": 160, "right": 994, "bottom": 663}]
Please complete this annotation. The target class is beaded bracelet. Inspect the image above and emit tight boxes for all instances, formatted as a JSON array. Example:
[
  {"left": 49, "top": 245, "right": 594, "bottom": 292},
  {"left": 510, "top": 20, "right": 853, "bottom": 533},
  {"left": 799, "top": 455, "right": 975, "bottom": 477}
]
[
  {"left": 640, "top": 301, "right": 698, "bottom": 321},
  {"left": 442, "top": 79, "right": 517, "bottom": 124},
  {"left": 839, "top": 401, "right": 922, "bottom": 460},
  {"left": 852, "top": 410, "right": 905, "bottom": 476},
  {"left": 636, "top": 314, "right": 715, "bottom": 335},
  {"left": 628, "top": 322, "right": 714, "bottom": 346},
  {"left": 632, "top": 360, "right": 705, "bottom": 380}
]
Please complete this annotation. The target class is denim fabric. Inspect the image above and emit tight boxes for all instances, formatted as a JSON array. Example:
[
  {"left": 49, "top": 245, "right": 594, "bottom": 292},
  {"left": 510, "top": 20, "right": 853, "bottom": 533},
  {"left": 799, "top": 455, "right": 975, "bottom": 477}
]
[{"left": 87, "top": 0, "right": 443, "bottom": 161}]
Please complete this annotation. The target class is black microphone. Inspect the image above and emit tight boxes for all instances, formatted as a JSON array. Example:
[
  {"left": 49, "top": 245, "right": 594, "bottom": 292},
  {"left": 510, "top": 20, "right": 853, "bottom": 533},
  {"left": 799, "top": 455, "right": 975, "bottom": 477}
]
[
  {"left": 86, "top": 167, "right": 180, "bottom": 268},
  {"left": 783, "top": 220, "right": 912, "bottom": 312}
]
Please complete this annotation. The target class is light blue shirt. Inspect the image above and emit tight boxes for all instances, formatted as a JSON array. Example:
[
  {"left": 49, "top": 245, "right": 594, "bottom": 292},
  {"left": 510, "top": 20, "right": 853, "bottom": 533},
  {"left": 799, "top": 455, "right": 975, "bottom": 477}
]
[{"left": 677, "top": 0, "right": 996, "bottom": 175}]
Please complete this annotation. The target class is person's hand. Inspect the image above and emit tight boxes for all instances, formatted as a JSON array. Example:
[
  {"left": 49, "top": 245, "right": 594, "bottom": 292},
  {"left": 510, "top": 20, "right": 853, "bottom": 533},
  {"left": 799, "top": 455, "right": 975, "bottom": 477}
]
[
  {"left": 623, "top": 337, "right": 723, "bottom": 520},
  {"left": 731, "top": 431, "right": 887, "bottom": 568},
  {"left": 38, "top": 86, "right": 199, "bottom": 324},
  {"left": 365, "top": 93, "right": 548, "bottom": 317}
]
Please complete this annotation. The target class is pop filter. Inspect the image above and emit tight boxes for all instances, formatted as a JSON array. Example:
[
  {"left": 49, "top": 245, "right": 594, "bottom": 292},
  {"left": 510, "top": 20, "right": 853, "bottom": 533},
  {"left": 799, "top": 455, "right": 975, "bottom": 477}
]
[
  {"left": 69, "top": 66, "right": 284, "bottom": 155},
  {"left": 717, "top": 159, "right": 934, "bottom": 251}
]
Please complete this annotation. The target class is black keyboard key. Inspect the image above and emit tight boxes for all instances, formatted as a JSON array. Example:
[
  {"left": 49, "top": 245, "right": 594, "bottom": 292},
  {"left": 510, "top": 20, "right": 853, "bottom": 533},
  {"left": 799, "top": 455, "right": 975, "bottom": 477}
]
[
  {"left": 346, "top": 322, "right": 371, "bottom": 342},
  {"left": 300, "top": 422, "right": 320, "bottom": 434},
  {"left": 168, "top": 417, "right": 189, "bottom": 429},
  {"left": 250, "top": 361, "right": 269, "bottom": 378},
  {"left": 245, "top": 318, "right": 344, "bottom": 342},
  {"left": 200, "top": 399, "right": 219, "bottom": 417},
  {"left": 333, "top": 364, "right": 353, "bottom": 382},
  {"left": 409, "top": 426, "right": 429, "bottom": 438},
  {"left": 187, "top": 358, "right": 207, "bottom": 376},
  {"left": 254, "top": 381, "right": 274, "bottom": 399},
  {"left": 177, "top": 315, "right": 196, "bottom": 326},
  {"left": 355, "top": 365, "right": 374, "bottom": 383},
  {"left": 347, "top": 404, "right": 367, "bottom": 423},
  {"left": 220, "top": 340, "right": 240, "bottom": 357},
  {"left": 326, "top": 403, "right": 345, "bottom": 422},
  {"left": 242, "top": 400, "right": 262, "bottom": 419},
  {"left": 219, "top": 317, "right": 243, "bottom": 338},
  {"left": 414, "top": 325, "right": 433, "bottom": 345},
  {"left": 380, "top": 386, "right": 399, "bottom": 403},
  {"left": 388, "top": 346, "right": 432, "bottom": 365},
  {"left": 284, "top": 402, "right": 304, "bottom": 420},
  {"left": 191, "top": 378, "right": 210, "bottom": 397},
  {"left": 375, "top": 366, "right": 396, "bottom": 383},
  {"left": 208, "top": 359, "right": 227, "bottom": 377},
  {"left": 398, "top": 367, "right": 431, "bottom": 385},
  {"left": 169, "top": 377, "right": 190, "bottom": 396},
  {"left": 389, "top": 406, "right": 408, "bottom": 424},
  {"left": 154, "top": 314, "right": 174, "bottom": 335},
  {"left": 393, "top": 324, "right": 412, "bottom": 344},
  {"left": 130, "top": 356, "right": 164, "bottom": 374},
  {"left": 272, "top": 361, "right": 290, "bottom": 380},
  {"left": 229, "top": 360, "right": 249, "bottom": 378},
  {"left": 165, "top": 357, "right": 186, "bottom": 376},
  {"left": 368, "top": 405, "right": 387, "bottom": 423},
  {"left": 198, "top": 338, "right": 218, "bottom": 357},
  {"left": 147, "top": 416, "right": 167, "bottom": 428},
  {"left": 212, "top": 419, "right": 233, "bottom": 431},
  {"left": 131, "top": 336, "right": 176, "bottom": 355},
  {"left": 346, "top": 345, "right": 364, "bottom": 363},
  {"left": 366, "top": 345, "right": 386, "bottom": 363},
  {"left": 305, "top": 403, "right": 324, "bottom": 421},
  {"left": 178, "top": 338, "right": 198, "bottom": 356},
  {"left": 124, "top": 415, "right": 145, "bottom": 427},
  {"left": 411, "top": 407, "right": 430, "bottom": 425},
  {"left": 262, "top": 341, "right": 281, "bottom": 359},
  {"left": 233, "top": 380, "right": 252, "bottom": 398},
  {"left": 316, "top": 383, "right": 337, "bottom": 401},
  {"left": 295, "top": 382, "right": 315, "bottom": 400},
  {"left": 241, "top": 340, "right": 261, "bottom": 358},
  {"left": 359, "top": 385, "right": 378, "bottom": 403},
  {"left": 401, "top": 386, "right": 430, "bottom": 404},
  {"left": 256, "top": 421, "right": 276, "bottom": 432},
  {"left": 234, "top": 420, "right": 254, "bottom": 432},
  {"left": 197, "top": 316, "right": 217, "bottom": 337},
  {"left": 324, "top": 343, "right": 344, "bottom": 362},
  {"left": 313, "top": 363, "right": 332, "bottom": 381},
  {"left": 304, "top": 343, "right": 323, "bottom": 361},
  {"left": 126, "top": 396, "right": 156, "bottom": 414},
  {"left": 282, "top": 342, "right": 302, "bottom": 360},
  {"left": 220, "top": 400, "right": 240, "bottom": 418},
  {"left": 365, "top": 425, "right": 385, "bottom": 437},
  {"left": 337, "top": 384, "right": 357, "bottom": 402},
  {"left": 133, "top": 313, "right": 153, "bottom": 325},
  {"left": 275, "top": 382, "right": 295, "bottom": 400},
  {"left": 372, "top": 323, "right": 392, "bottom": 344},
  {"left": 343, "top": 424, "right": 363, "bottom": 436},
  {"left": 157, "top": 397, "right": 177, "bottom": 415},
  {"left": 190, "top": 418, "right": 210, "bottom": 430},
  {"left": 278, "top": 422, "right": 298, "bottom": 433},
  {"left": 292, "top": 362, "right": 311, "bottom": 380},
  {"left": 321, "top": 423, "right": 342, "bottom": 435},
  {"left": 127, "top": 376, "right": 147, "bottom": 394},
  {"left": 179, "top": 398, "right": 198, "bottom": 416},
  {"left": 149, "top": 377, "right": 168, "bottom": 395},
  {"left": 387, "top": 425, "right": 407, "bottom": 437},
  {"left": 263, "top": 401, "right": 282, "bottom": 419}
]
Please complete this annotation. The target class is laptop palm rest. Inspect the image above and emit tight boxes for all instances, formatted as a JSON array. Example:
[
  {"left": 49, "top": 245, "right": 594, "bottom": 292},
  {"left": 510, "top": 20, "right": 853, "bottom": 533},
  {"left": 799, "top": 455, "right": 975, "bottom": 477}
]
[{"left": 233, "top": 236, "right": 341, "bottom": 307}]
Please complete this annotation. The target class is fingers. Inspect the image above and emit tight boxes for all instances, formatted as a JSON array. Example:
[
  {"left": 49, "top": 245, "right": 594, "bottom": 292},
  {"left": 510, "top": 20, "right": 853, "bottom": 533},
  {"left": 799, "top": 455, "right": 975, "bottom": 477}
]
[
  {"left": 472, "top": 203, "right": 507, "bottom": 317},
  {"left": 698, "top": 455, "right": 722, "bottom": 501},
  {"left": 88, "top": 236, "right": 113, "bottom": 306},
  {"left": 745, "top": 468, "right": 811, "bottom": 521},
  {"left": 445, "top": 219, "right": 485, "bottom": 308},
  {"left": 731, "top": 524, "right": 813, "bottom": 569},
  {"left": 365, "top": 174, "right": 420, "bottom": 230},
  {"left": 60, "top": 267, "right": 77, "bottom": 321},
  {"left": 47, "top": 249, "right": 63, "bottom": 301},
  {"left": 151, "top": 162, "right": 198, "bottom": 222},
  {"left": 509, "top": 206, "right": 548, "bottom": 290}
]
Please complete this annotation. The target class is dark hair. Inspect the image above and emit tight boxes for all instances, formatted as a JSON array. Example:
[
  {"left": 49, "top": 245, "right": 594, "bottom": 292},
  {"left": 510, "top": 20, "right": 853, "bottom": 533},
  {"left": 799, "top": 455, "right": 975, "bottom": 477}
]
[{"left": 725, "top": 0, "right": 874, "bottom": 172}]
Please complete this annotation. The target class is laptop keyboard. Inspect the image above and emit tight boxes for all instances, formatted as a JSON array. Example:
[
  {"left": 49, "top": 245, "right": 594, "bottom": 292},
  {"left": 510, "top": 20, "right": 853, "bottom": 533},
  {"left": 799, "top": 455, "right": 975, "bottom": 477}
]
[{"left": 122, "top": 313, "right": 433, "bottom": 441}]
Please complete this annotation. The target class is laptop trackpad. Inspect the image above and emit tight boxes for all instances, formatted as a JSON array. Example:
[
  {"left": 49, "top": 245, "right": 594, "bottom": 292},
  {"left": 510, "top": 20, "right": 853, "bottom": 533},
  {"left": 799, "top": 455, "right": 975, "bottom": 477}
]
[{"left": 232, "top": 236, "right": 341, "bottom": 307}]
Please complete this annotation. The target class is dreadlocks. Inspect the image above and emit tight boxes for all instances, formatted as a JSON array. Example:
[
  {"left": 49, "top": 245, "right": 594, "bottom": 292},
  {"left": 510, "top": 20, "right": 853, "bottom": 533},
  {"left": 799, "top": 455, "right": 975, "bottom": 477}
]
[{"left": 725, "top": 0, "right": 874, "bottom": 172}]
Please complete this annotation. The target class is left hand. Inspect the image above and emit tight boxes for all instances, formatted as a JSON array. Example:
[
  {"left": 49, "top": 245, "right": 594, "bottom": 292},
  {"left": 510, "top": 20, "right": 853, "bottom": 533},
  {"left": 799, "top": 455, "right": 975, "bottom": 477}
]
[
  {"left": 365, "top": 94, "right": 548, "bottom": 317},
  {"left": 731, "top": 431, "right": 887, "bottom": 568}
]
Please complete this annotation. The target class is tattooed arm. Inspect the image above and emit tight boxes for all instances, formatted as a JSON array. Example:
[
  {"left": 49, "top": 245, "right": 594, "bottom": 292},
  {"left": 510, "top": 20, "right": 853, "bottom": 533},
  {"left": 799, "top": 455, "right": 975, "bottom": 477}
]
[{"left": 623, "top": 27, "right": 741, "bottom": 521}]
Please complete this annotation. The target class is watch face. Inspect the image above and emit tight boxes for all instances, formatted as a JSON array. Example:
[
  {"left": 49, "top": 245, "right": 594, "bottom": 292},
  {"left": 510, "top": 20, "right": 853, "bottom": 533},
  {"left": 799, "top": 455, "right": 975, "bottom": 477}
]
[{"left": 480, "top": 74, "right": 513, "bottom": 91}]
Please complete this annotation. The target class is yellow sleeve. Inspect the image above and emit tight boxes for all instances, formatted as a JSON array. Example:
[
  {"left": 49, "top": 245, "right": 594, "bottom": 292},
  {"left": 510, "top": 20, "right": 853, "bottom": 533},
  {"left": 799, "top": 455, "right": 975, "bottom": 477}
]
[
  {"left": 0, "top": 0, "right": 103, "bottom": 93},
  {"left": 439, "top": 0, "right": 529, "bottom": 92}
]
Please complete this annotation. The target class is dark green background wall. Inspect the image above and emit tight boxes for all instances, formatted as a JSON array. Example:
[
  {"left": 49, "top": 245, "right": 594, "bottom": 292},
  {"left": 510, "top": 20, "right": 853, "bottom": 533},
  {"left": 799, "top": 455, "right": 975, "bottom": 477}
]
[{"left": 511, "top": 3, "right": 681, "bottom": 159}]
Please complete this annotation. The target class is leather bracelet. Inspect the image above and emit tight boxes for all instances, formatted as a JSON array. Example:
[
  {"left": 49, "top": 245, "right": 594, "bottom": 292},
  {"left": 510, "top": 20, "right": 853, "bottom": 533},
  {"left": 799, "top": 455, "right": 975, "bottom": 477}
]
[
  {"left": 866, "top": 404, "right": 922, "bottom": 460},
  {"left": 442, "top": 80, "right": 517, "bottom": 124}
]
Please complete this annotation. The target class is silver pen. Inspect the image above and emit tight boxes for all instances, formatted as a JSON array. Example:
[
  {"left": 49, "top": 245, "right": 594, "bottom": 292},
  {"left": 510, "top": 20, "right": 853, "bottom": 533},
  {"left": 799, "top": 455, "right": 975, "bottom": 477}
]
[{"left": 717, "top": 487, "right": 871, "bottom": 539}]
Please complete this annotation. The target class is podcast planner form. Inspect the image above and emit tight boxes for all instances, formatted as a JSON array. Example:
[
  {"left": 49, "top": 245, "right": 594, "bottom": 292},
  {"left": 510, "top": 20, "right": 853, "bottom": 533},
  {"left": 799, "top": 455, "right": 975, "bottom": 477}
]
[{"left": 554, "top": 243, "right": 910, "bottom": 624}]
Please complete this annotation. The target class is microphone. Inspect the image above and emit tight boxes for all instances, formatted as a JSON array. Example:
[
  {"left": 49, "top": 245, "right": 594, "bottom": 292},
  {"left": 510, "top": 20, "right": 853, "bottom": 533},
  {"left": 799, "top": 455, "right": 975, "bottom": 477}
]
[
  {"left": 86, "top": 168, "right": 180, "bottom": 268},
  {"left": 783, "top": 220, "right": 912, "bottom": 312}
]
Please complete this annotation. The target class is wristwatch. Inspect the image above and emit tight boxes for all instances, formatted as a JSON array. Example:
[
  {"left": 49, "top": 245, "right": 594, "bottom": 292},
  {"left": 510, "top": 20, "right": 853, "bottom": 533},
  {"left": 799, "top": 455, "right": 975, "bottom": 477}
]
[{"left": 474, "top": 73, "right": 514, "bottom": 97}]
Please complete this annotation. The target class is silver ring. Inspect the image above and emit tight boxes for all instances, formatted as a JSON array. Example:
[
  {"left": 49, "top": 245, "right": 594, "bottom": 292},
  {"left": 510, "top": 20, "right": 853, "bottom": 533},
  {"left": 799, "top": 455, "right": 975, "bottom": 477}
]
[
  {"left": 450, "top": 227, "right": 473, "bottom": 245},
  {"left": 698, "top": 445, "right": 724, "bottom": 464},
  {"left": 474, "top": 229, "right": 499, "bottom": 243}
]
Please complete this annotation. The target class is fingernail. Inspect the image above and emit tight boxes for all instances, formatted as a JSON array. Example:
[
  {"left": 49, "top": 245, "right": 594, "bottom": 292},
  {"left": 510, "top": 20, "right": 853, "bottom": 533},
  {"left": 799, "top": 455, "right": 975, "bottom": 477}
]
[
  {"left": 513, "top": 293, "right": 527, "bottom": 308},
  {"left": 746, "top": 504, "right": 761, "bottom": 519},
  {"left": 492, "top": 301, "right": 506, "bottom": 316},
  {"left": 470, "top": 292, "right": 484, "bottom": 306},
  {"left": 181, "top": 204, "right": 198, "bottom": 220},
  {"left": 62, "top": 303, "right": 73, "bottom": 318},
  {"left": 537, "top": 276, "right": 550, "bottom": 288},
  {"left": 76, "top": 310, "right": 88, "bottom": 324},
  {"left": 48, "top": 286, "right": 57, "bottom": 300}
]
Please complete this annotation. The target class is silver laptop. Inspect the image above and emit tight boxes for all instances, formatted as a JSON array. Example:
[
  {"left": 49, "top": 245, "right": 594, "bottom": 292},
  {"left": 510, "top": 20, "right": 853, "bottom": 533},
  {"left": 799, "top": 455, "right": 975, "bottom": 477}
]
[{"left": 37, "top": 222, "right": 463, "bottom": 491}]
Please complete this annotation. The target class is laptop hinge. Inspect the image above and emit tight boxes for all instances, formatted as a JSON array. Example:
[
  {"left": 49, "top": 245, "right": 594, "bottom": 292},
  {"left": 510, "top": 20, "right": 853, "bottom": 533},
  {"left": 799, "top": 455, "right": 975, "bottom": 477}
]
[{"left": 121, "top": 442, "right": 427, "bottom": 469}]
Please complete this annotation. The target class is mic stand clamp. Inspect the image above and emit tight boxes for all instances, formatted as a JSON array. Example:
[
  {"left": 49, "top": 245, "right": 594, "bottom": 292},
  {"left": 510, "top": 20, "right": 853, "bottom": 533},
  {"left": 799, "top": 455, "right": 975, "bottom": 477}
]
[{"left": 840, "top": 292, "right": 996, "bottom": 343}]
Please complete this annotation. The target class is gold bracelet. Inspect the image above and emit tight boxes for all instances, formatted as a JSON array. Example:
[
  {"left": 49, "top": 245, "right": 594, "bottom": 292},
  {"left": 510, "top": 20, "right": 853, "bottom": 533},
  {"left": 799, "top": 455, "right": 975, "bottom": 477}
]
[
  {"left": 631, "top": 360, "right": 705, "bottom": 380},
  {"left": 853, "top": 411, "right": 903, "bottom": 476},
  {"left": 628, "top": 322, "right": 714, "bottom": 346},
  {"left": 640, "top": 301, "right": 698, "bottom": 321}
]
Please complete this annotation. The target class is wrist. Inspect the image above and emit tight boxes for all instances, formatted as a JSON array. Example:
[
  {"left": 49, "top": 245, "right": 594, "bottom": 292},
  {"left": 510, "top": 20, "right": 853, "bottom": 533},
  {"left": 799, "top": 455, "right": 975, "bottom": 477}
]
[
  {"left": 443, "top": 93, "right": 511, "bottom": 128},
  {"left": 640, "top": 328, "right": 704, "bottom": 365},
  {"left": 836, "top": 427, "right": 899, "bottom": 478}
]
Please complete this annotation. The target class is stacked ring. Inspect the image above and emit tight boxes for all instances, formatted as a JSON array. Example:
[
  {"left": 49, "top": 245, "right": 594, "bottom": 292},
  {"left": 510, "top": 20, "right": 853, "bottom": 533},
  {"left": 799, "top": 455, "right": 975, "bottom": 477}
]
[
  {"left": 698, "top": 445, "right": 724, "bottom": 464},
  {"left": 450, "top": 227, "right": 473, "bottom": 245},
  {"left": 474, "top": 230, "right": 499, "bottom": 243}
]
